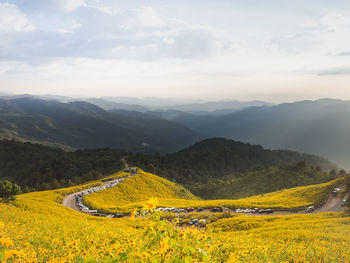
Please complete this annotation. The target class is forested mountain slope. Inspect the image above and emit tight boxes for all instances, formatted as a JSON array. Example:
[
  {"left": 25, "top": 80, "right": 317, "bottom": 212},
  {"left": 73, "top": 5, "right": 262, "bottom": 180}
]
[
  {"left": 0, "top": 98, "right": 202, "bottom": 152},
  {"left": 127, "top": 138, "right": 339, "bottom": 198}
]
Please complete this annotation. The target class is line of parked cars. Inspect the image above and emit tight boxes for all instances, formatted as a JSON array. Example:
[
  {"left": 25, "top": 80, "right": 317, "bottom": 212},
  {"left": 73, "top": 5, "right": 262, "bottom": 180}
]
[
  {"left": 155, "top": 206, "right": 275, "bottom": 214},
  {"left": 75, "top": 177, "right": 129, "bottom": 218}
]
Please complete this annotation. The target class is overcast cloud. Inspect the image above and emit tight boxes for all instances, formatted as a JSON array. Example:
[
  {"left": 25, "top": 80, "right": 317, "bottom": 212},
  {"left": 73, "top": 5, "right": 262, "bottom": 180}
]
[{"left": 1, "top": 0, "right": 350, "bottom": 102}]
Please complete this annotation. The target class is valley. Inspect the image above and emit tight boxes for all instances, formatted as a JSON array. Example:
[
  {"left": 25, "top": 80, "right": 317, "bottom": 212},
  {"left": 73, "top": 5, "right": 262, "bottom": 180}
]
[{"left": 0, "top": 97, "right": 350, "bottom": 262}]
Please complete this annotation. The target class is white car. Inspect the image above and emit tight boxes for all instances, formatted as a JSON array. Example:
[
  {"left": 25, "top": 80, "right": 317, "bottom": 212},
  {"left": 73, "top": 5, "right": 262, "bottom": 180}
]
[{"left": 304, "top": 206, "right": 315, "bottom": 212}]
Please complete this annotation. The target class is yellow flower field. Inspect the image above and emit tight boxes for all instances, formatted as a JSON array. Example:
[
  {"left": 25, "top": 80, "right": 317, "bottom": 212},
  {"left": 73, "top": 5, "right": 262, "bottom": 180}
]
[
  {"left": 0, "top": 170, "right": 349, "bottom": 262},
  {"left": 84, "top": 170, "right": 344, "bottom": 214}
]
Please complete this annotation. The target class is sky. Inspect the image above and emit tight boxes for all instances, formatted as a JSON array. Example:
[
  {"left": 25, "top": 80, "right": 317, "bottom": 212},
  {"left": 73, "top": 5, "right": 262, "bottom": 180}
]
[{"left": 1, "top": 0, "right": 350, "bottom": 102}]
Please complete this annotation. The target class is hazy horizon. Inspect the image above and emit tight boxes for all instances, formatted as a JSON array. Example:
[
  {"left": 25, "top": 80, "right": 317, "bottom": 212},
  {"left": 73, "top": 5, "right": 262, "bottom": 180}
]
[{"left": 2, "top": 91, "right": 350, "bottom": 106}]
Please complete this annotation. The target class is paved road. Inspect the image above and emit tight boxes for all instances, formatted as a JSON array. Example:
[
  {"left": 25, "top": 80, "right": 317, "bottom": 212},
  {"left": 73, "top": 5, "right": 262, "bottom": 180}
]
[
  {"left": 62, "top": 158, "right": 131, "bottom": 214},
  {"left": 62, "top": 176, "right": 347, "bottom": 217},
  {"left": 62, "top": 178, "right": 123, "bottom": 212}
]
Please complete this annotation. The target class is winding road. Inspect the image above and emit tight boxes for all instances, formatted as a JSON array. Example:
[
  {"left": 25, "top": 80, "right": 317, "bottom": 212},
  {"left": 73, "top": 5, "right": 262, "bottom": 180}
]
[{"left": 62, "top": 175, "right": 348, "bottom": 217}]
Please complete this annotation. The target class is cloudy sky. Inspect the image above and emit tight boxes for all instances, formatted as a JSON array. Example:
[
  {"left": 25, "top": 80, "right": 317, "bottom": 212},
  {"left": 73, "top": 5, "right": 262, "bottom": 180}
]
[{"left": 1, "top": 0, "right": 350, "bottom": 102}]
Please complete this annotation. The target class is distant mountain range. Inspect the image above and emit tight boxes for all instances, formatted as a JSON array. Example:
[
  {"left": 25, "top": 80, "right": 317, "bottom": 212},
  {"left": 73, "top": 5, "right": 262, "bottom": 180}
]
[
  {"left": 0, "top": 97, "right": 202, "bottom": 152},
  {"left": 0, "top": 94, "right": 349, "bottom": 168},
  {"left": 162, "top": 99, "right": 350, "bottom": 168},
  {"left": 0, "top": 94, "right": 271, "bottom": 113}
]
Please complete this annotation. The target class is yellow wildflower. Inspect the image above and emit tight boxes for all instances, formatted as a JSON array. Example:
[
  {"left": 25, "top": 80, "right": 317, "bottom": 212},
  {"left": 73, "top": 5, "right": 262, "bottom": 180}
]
[
  {"left": 159, "top": 237, "right": 169, "bottom": 255},
  {"left": 130, "top": 208, "right": 137, "bottom": 220},
  {"left": 142, "top": 197, "right": 159, "bottom": 211}
]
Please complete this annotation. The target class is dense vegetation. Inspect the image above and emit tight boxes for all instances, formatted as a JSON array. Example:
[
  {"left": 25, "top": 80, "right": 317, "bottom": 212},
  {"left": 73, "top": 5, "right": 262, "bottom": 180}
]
[
  {"left": 0, "top": 180, "right": 21, "bottom": 203},
  {"left": 0, "top": 172, "right": 349, "bottom": 262},
  {"left": 0, "top": 138, "right": 339, "bottom": 197},
  {"left": 127, "top": 138, "right": 339, "bottom": 199},
  {"left": 0, "top": 140, "right": 124, "bottom": 192},
  {"left": 188, "top": 163, "right": 343, "bottom": 199}
]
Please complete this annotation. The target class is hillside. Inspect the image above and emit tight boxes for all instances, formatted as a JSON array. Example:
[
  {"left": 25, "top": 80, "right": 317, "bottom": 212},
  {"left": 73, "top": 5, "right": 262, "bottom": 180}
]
[
  {"left": 83, "top": 170, "right": 344, "bottom": 214},
  {"left": 165, "top": 99, "right": 350, "bottom": 168},
  {"left": 0, "top": 140, "right": 125, "bottom": 191},
  {"left": 83, "top": 170, "right": 198, "bottom": 214},
  {"left": 127, "top": 138, "right": 339, "bottom": 198},
  {"left": 0, "top": 97, "right": 202, "bottom": 152},
  {"left": 0, "top": 170, "right": 349, "bottom": 262},
  {"left": 188, "top": 164, "right": 343, "bottom": 199},
  {"left": 0, "top": 138, "right": 338, "bottom": 197}
]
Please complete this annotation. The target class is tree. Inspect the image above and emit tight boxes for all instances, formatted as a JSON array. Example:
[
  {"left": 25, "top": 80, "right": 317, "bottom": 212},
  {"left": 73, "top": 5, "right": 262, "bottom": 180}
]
[{"left": 0, "top": 180, "right": 22, "bottom": 203}]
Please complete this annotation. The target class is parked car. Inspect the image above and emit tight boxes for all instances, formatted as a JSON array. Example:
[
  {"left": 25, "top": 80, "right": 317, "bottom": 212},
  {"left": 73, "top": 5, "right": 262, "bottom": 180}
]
[
  {"left": 189, "top": 219, "right": 199, "bottom": 225},
  {"left": 304, "top": 206, "right": 315, "bottom": 212},
  {"left": 113, "top": 214, "right": 124, "bottom": 218},
  {"left": 186, "top": 207, "right": 195, "bottom": 212},
  {"left": 196, "top": 207, "right": 204, "bottom": 212},
  {"left": 341, "top": 198, "right": 347, "bottom": 206},
  {"left": 212, "top": 207, "right": 223, "bottom": 212}
]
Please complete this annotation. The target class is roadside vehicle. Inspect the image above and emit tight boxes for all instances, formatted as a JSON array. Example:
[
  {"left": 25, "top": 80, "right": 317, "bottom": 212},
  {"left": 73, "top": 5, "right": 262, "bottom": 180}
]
[
  {"left": 189, "top": 219, "right": 199, "bottom": 225},
  {"left": 341, "top": 198, "right": 347, "bottom": 206},
  {"left": 304, "top": 206, "right": 315, "bottom": 212},
  {"left": 212, "top": 207, "right": 223, "bottom": 212},
  {"left": 186, "top": 207, "right": 195, "bottom": 212},
  {"left": 196, "top": 207, "right": 204, "bottom": 212},
  {"left": 113, "top": 214, "right": 124, "bottom": 218}
]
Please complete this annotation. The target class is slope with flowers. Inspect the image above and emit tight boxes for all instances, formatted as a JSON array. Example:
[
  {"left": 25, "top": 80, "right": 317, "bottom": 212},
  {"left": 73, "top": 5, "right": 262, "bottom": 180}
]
[
  {"left": 83, "top": 170, "right": 198, "bottom": 214},
  {"left": 83, "top": 169, "right": 344, "bottom": 214},
  {"left": 0, "top": 170, "right": 349, "bottom": 262}
]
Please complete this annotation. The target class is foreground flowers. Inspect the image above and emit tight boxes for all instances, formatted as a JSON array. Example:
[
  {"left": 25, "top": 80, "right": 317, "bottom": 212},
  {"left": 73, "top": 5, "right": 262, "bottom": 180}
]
[{"left": 0, "top": 172, "right": 349, "bottom": 262}]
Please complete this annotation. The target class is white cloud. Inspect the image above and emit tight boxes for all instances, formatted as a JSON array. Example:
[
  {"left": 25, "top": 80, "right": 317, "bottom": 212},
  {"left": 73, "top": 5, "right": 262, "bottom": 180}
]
[
  {"left": 56, "top": 0, "right": 85, "bottom": 12},
  {"left": 135, "top": 6, "right": 166, "bottom": 27},
  {"left": 0, "top": 3, "right": 35, "bottom": 33}
]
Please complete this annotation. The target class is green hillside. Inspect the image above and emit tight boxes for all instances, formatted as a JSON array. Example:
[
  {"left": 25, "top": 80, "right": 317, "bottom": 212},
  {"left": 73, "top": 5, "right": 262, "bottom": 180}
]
[
  {"left": 0, "top": 140, "right": 124, "bottom": 191},
  {"left": 127, "top": 138, "right": 339, "bottom": 199}
]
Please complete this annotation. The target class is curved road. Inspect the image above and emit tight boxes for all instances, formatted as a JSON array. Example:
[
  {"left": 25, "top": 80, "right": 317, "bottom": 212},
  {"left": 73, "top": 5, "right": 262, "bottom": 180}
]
[
  {"left": 62, "top": 176, "right": 348, "bottom": 217},
  {"left": 62, "top": 158, "right": 130, "bottom": 213},
  {"left": 62, "top": 177, "right": 128, "bottom": 213}
]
